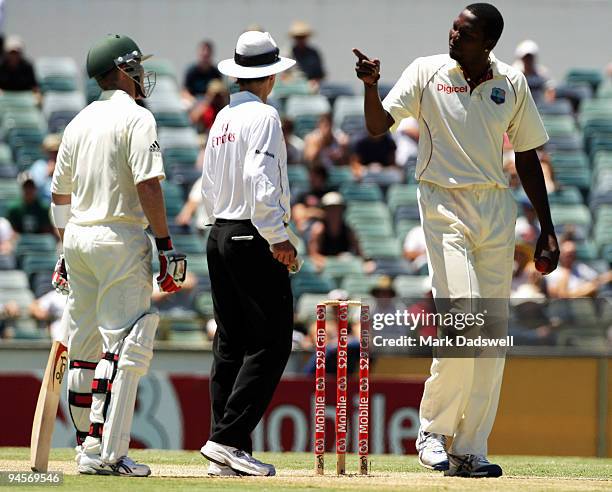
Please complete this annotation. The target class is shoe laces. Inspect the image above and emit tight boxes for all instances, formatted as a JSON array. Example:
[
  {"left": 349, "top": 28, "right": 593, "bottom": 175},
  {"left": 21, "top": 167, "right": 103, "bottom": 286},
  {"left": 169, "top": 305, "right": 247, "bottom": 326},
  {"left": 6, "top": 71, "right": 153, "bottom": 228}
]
[
  {"left": 422, "top": 431, "right": 447, "bottom": 453},
  {"left": 233, "top": 450, "right": 265, "bottom": 466}
]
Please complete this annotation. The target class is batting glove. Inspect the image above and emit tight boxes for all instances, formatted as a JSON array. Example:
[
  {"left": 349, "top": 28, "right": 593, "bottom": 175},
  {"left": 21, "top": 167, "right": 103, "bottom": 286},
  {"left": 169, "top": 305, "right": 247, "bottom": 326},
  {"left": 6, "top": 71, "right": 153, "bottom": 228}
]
[
  {"left": 155, "top": 237, "right": 187, "bottom": 293},
  {"left": 52, "top": 254, "right": 70, "bottom": 295}
]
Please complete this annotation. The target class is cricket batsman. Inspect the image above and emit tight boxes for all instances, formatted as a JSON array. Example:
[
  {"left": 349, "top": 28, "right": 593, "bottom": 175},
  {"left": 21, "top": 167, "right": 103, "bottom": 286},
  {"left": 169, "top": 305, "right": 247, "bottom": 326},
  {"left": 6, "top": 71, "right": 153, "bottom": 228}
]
[
  {"left": 354, "top": 2, "right": 559, "bottom": 477},
  {"left": 50, "top": 34, "right": 187, "bottom": 476}
]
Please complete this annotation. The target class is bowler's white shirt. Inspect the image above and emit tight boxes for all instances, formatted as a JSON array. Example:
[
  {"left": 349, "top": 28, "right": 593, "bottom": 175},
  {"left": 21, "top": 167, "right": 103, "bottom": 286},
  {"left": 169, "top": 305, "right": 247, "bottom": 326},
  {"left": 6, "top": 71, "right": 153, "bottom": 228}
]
[
  {"left": 201, "top": 91, "right": 290, "bottom": 245},
  {"left": 383, "top": 53, "right": 548, "bottom": 188},
  {"left": 52, "top": 90, "right": 165, "bottom": 226}
]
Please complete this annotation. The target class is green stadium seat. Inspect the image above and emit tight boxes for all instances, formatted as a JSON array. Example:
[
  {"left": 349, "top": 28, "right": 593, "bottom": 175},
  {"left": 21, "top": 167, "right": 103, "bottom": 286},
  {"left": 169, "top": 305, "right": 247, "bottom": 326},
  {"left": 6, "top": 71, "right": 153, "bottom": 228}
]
[
  {"left": 291, "top": 272, "right": 335, "bottom": 299},
  {"left": 547, "top": 186, "right": 583, "bottom": 205},
  {"left": 194, "top": 292, "right": 214, "bottom": 318},
  {"left": 0, "top": 179, "right": 21, "bottom": 201},
  {"left": 285, "top": 95, "right": 331, "bottom": 138},
  {"left": 168, "top": 330, "right": 207, "bottom": 344},
  {"left": 187, "top": 254, "right": 209, "bottom": 276},
  {"left": 393, "top": 275, "right": 430, "bottom": 298},
  {"left": 172, "top": 234, "right": 205, "bottom": 254},
  {"left": 154, "top": 111, "right": 190, "bottom": 128},
  {"left": 321, "top": 255, "right": 364, "bottom": 282},
  {"left": 0, "top": 270, "right": 29, "bottom": 290},
  {"left": 340, "top": 182, "right": 384, "bottom": 202},
  {"left": 396, "top": 219, "right": 421, "bottom": 241},
  {"left": 542, "top": 115, "right": 577, "bottom": 136},
  {"left": 287, "top": 164, "right": 309, "bottom": 187},
  {"left": 387, "top": 184, "right": 419, "bottom": 214},
  {"left": 550, "top": 204, "right": 592, "bottom": 228},
  {"left": 340, "top": 274, "right": 384, "bottom": 297},
  {"left": 295, "top": 292, "right": 327, "bottom": 324},
  {"left": 565, "top": 69, "right": 603, "bottom": 91},
  {"left": 327, "top": 166, "right": 354, "bottom": 188},
  {"left": 360, "top": 236, "right": 401, "bottom": 259},
  {"left": 270, "top": 78, "right": 311, "bottom": 102},
  {"left": 21, "top": 254, "right": 58, "bottom": 276}
]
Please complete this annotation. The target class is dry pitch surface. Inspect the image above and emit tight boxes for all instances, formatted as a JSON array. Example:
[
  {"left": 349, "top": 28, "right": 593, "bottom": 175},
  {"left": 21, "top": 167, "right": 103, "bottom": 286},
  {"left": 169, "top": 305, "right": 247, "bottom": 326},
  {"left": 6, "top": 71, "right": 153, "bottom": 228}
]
[{"left": 1, "top": 448, "right": 611, "bottom": 491}]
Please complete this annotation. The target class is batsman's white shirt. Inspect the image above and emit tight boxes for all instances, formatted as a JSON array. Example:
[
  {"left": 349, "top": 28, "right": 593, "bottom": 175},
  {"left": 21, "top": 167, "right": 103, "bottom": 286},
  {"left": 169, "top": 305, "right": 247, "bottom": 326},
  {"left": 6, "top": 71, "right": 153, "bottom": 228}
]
[
  {"left": 201, "top": 91, "right": 290, "bottom": 245},
  {"left": 383, "top": 53, "right": 548, "bottom": 187},
  {"left": 52, "top": 89, "right": 165, "bottom": 225},
  {"left": 384, "top": 54, "right": 548, "bottom": 457}
]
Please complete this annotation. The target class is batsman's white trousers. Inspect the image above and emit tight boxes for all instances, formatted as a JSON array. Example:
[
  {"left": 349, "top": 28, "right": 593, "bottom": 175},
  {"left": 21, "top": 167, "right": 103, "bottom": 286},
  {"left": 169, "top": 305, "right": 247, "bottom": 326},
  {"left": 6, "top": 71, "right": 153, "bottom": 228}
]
[
  {"left": 417, "top": 181, "right": 516, "bottom": 456},
  {"left": 63, "top": 222, "right": 153, "bottom": 454}
]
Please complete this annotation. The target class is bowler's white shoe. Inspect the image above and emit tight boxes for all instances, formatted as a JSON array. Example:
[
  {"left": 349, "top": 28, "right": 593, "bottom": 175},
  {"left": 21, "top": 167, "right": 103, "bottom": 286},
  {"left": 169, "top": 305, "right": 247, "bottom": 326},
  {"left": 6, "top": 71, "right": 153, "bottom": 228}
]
[
  {"left": 416, "top": 428, "right": 449, "bottom": 471},
  {"left": 444, "top": 454, "right": 503, "bottom": 478},
  {"left": 200, "top": 440, "right": 275, "bottom": 476},
  {"left": 207, "top": 462, "right": 240, "bottom": 477},
  {"left": 78, "top": 453, "right": 151, "bottom": 477},
  {"left": 74, "top": 445, "right": 83, "bottom": 465}
]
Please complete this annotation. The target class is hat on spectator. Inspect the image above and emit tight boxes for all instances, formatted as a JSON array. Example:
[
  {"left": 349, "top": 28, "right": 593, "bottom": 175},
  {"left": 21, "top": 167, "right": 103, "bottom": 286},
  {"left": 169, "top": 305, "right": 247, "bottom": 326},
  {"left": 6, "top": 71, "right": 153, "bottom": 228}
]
[
  {"left": 5, "top": 35, "right": 24, "bottom": 53},
  {"left": 17, "top": 171, "right": 35, "bottom": 187},
  {"left": 515, "top": 40, "right": 539, "bottom": 59},
  {"left": 218, "top": 31, "right": 295, "bottom": 79},
  {"left": 206, "top": 79, "right": 228, "bottom": 96},
  {"left": 371, "top": 275, "right": 396, "bottom": 297},
  {"left": 328, "top": 288, "right": 349, "bottom": 301},
  {"left": 289, "top": 20, "right": 313, "bottom": 38},
  {"left": 42, "top": 134, "right": 62, "bottom": 153},
  {"left": 321, "top": 191, "right": 345, "bottom": 208}
]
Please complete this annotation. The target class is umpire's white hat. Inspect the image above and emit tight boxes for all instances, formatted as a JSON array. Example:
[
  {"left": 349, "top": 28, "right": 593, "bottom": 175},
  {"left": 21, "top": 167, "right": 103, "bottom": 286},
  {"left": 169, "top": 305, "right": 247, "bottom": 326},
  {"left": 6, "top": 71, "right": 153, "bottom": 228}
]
[{"left": 218, "top": 31, "right": 295, "bottom": 79}]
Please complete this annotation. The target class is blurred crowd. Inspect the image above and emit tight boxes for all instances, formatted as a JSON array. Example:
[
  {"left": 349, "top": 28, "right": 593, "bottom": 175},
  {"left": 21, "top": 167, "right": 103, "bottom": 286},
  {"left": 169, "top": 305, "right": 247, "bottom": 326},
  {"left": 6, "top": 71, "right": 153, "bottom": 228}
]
[{"left": 0, "top": 24, "right": 611, "bottom": 353}]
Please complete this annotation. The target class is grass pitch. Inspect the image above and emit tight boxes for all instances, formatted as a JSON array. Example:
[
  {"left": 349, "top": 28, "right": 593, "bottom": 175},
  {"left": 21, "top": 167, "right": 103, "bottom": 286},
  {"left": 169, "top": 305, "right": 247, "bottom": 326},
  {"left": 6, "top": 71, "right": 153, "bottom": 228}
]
[{"left": 1, "top": 447, "right": 611, "bottom": 491}]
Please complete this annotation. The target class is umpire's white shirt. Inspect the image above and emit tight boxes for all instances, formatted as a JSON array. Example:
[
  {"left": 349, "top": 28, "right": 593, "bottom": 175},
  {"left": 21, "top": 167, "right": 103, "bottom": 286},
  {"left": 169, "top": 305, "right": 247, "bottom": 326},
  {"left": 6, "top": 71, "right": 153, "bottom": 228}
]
[
  {"left": 51, "top": 90, "right": 165, "bottom": 226},
  {"left": 201, "top": 91, "right": 290, "bottom": 245},
  {"left": 383, "top": 53, "right": 548, "bottom": 188}
]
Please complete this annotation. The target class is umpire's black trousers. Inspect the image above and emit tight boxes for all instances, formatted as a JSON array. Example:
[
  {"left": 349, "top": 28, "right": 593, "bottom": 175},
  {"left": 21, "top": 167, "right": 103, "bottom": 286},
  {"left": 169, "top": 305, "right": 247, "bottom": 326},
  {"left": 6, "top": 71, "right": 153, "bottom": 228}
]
[{"left": 206, "top": 219, "right": 293, "bottom": 452}]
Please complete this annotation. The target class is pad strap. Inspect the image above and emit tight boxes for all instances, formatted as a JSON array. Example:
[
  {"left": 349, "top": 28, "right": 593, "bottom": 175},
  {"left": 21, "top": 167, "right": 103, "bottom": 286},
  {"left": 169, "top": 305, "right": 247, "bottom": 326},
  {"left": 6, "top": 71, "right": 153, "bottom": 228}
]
[
  {"left": 89, "top": 423, "right": 104, "bottom": 439},
  {"left": 70, "top": 360, "right": 98, "bottom": 370},
  {"left": 92, "top": 378, "right": 112, "bottom": 394},
  {"left": 69, "top": 391, "right": 93, "bottom": 408}
]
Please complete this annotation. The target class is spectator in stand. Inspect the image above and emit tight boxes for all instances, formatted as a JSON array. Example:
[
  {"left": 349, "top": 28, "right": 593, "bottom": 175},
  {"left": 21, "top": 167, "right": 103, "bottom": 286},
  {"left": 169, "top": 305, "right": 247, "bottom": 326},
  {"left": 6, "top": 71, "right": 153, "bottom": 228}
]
[
  {"left": 0, "top": 299, "right": 20, "bottom": 339},
  {"left": 29, "top": 134, "right": 61, "bottom": 204},
  {"left": 402, "top": 224, "right": 428, "bottom": 274},
  {"left": 307, "top": 191, "right": 359, "bottom": 270},
  {"left": 182, "top": 40, "right": 222, "bottom": 105},
  {"left": 175, "top": 176, "right": 206, "bottom": 233},
  {"left": 515, "top": 197, "right": 540, "bottom": 245},
  {"left": 282, "top": 117, "right": 304, "bottom": 164},
  {"left": 546, "top": 238, "right": 612, "bottom": 298},
  {"left": 538, "top": 151, "right": 558, "bottom": 193},
  {"left": 303, "top": 113, "right": 349, "bottom": 168},
  {"left": 291, "top": 165, "right": 330, "bottom": 235},
  {"left": 349, "top": 131, "right": 398, "bottom": 180},
  {"left": 288, "top": 21, "right": 325, "bottom": 84},
  {"left": 370, "top": 275, "right": 407, "bottom": 339},
  {"left": 0, "top": 35, "right": 38, "bottom": 93},
  {"left": 189, "top": 79, "right": 229, "bottom": 133},
  {"left": 511, "top": 242, "right": 545, "bottom": 298},
  {"left": 394, "top": 116, "right": 419, "bottom": 168},
  {"left": 513, "top": 40, "right": 554, "bottom": 104},
  {"left": 0, "top": 216, "right": 16, "bottom": 269},
  {"left": 29, "top": 288, "right": 67, "bottom": 340},
  {"left": 7, "top": 173, "right": 53, "bottom": 234}
]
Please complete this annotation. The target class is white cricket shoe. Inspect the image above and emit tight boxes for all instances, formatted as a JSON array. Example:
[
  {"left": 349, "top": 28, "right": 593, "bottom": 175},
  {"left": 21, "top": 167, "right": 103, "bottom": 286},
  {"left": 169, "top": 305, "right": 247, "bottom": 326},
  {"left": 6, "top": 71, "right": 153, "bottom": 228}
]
[
  {"left": 78, "top": 453, "right": 151, "bottom": 477},
  {"left": 416, "top": 428, "right": 449, "bottom": 471},
  {"left": 207, "top": 462, "right": 240, "bottom": 477},
  {"left": 445, "top": 454, "right": 503, "bottom": 478},
  {"left": 200, "top": 440, "right": 275, "bottom": 476},
  {"left": 74, "top": 445, "right": 83, "bottom": 465}
]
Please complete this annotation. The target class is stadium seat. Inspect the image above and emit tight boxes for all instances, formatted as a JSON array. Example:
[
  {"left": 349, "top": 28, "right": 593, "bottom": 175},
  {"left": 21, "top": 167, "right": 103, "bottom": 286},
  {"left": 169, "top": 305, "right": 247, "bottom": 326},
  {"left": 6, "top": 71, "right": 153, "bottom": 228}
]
[
  {"left": 319, "top": 82, "right": 354, "bottom": 106},
  {"left": 387, "top": 184, "right": 419, "bottom": 214},
  {"left": 0, "top": 270, "right": 29, "bottom": 290},
  {"left": 327, "top": 166, "right": 354, "bottom": 188},
  {"left": 333, "top": 96, "right": 365, "bottom": 136},
  {"left": 372, "top": 257, "right": 415, "bottom": 276},
  {"left": 41, "top": 91, "right": 86, "bottom": 118},
  {"left": 48, "top": 111, "right": 78, "bottom": 133},
  {"left": 291, "top": 272, "right": 336, "bottom": 299},
  {"left": 322, "top": 254, "right": 364, "bottom": 281},
  {"left": 270, "top": 78, "right": 311, "bottom": 102},
  {"left": 287, "top": 164, "right": 309, "bottom": 188},
  {"left": 153, "top": 111, "right": 190, "bottom": 128},
  {"left": 0, "top": 179, "right": 21, "bottom": 202},
  {"left": 359, "top": 236, "right": 402, "bottom": 259},
  {"left": 158, "top": 127, "right": 199, "bottom": 149},
  {"left": 340, "top": 274, "right": 384, "bottom": 296},
  {"left": 565, "top": 69, "right": 603, "bottom": 91},
  {"left": 340, "top": 182, "right": 384, "bottom": 202},
  {"left": 285, "top": 95, "right": 332, "bottom": 138},
  {"left": 550, "top": 204, "right": 592, "bottom": 229},
  {"left": 172, "top": 234, "right": 205, "bottom": 254},
  {"left": 547, "top": 186, "right": 583, "bottom": 205},
  {"left": 194, "top": 292, "right": 214, "bottom": 318},
  {"left": 537, "top": 99, "right": 573, "bottom": 116},
  {"left": 393, "top": 275, "right": 430, "bottom": 298}
]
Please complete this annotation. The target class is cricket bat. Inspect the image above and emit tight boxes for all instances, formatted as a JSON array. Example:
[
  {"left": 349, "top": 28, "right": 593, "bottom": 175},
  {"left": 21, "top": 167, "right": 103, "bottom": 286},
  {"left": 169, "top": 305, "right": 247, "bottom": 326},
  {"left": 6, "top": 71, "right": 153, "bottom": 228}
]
[{"left": 30, "top": 341, "right": 68, "bottom": 472}]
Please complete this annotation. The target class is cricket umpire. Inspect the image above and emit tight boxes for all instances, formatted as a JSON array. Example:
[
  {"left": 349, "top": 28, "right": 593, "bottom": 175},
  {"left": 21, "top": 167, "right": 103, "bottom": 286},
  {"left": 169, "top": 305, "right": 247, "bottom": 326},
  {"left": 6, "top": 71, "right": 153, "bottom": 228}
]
[
  {"left": 50, "top": 34, "right": 186, "bottom": 476},
  {"left": 199, "top": 31, "right": 297, "bottom": 477},
  {"left": 354, "top": 3, "right": 559, "bottom": 478}
]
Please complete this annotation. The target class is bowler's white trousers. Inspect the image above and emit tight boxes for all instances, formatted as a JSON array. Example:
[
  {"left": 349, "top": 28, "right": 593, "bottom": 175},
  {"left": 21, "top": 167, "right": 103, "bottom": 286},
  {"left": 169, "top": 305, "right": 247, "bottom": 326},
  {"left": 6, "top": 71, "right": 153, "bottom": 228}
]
[
  {"left": 63, "top": 222, "right": 153, "bottom": 451},
  {"left": 417, "top": 181, "right": 517, "bottom": 456}
]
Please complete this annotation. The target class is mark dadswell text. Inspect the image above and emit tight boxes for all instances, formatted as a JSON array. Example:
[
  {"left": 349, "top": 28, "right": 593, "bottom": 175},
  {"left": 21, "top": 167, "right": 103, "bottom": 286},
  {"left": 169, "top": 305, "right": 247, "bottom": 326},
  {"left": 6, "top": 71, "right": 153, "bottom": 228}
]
[{"left": 373, "top": 335, "right": 515, "bottom": 348}]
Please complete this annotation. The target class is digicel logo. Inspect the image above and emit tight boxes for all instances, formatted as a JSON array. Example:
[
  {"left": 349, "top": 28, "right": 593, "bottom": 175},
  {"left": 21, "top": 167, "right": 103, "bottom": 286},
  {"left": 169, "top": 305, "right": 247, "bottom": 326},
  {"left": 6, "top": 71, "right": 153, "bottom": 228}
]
[{"left": 437, "top": 83, "right": 468, "bottom": 94}]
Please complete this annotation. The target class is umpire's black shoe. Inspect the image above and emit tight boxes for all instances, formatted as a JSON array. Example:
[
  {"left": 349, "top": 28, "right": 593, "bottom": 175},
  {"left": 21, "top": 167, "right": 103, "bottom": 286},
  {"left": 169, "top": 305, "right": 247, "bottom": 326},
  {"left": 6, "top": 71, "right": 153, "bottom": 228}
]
[{"left": 444, "top": 454, "right": 503, "bottom": 478}]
